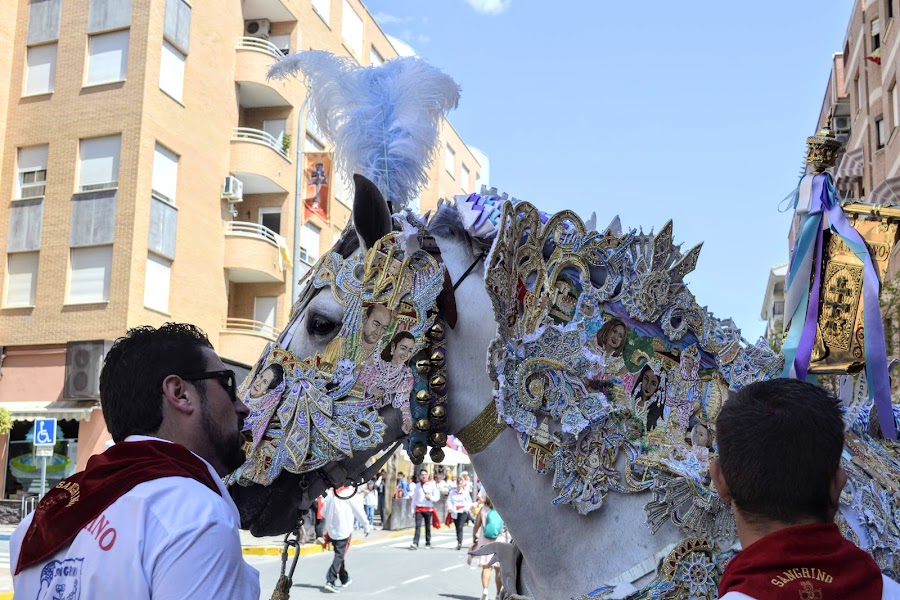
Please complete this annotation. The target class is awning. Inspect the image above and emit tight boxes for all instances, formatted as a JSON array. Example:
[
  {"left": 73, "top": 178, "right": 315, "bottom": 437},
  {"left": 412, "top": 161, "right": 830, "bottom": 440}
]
[
  {"left": 4, "top": 400, "right": 100, "bottom": 422},
  {"left": 835, "top": 147, "right": 864, "bottom": 184},
  {"left": 868, "top": 175, "right": 900, "bottom": 205}
]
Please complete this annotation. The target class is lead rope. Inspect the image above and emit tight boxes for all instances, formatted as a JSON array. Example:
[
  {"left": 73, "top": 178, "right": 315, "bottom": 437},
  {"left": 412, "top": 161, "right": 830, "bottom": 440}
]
[{"left": 270, "top": 519, "right": 304, "bottom": 600}]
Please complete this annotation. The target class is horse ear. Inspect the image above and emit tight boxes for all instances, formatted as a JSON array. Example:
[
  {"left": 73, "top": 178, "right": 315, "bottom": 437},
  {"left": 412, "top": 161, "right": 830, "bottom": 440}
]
[{"left": 352, "top": 174, "right": 392, "bottom": 251}]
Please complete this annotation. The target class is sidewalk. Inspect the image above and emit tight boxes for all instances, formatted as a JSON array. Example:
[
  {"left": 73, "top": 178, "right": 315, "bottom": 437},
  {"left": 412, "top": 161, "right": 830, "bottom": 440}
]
[{"left": 241, "top": 526, "right": 413, "bottom": 557}]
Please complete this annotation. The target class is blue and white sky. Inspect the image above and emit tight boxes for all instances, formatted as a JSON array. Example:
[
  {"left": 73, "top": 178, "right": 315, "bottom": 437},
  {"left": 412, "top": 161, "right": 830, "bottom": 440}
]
[{"left": 366, "top": 0, "right": 852, "bottom": 340}]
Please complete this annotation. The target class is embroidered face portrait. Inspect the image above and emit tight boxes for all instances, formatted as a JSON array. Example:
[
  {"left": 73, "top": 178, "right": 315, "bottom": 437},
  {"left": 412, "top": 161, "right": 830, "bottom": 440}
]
[
  {"left": 249, "top": 364, "right": 285, "bottom": 399},
  {"left": 596, "top": 318, "right": 628, "bottom": 357},
  {"left": 362, "top": 303, "right": 392, "bottom": 348},
  {"left": 381, "top": 331, "right": 416, "bottom": 365}
]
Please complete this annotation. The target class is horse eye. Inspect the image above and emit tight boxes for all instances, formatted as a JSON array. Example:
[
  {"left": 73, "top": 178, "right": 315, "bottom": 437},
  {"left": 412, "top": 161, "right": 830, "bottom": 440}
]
[{"left": 308, "top": 314, "right": 338, "bottom": 337}]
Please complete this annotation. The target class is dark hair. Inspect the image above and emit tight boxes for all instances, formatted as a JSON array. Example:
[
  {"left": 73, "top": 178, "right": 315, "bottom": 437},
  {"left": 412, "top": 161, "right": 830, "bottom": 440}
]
[
  {"left": 381, "top": 330, "right": 415, "bottom": 361},
  {"left": 596, "top": 318, "right": 627, "bottom": 356},
  {"left": 99, "top": 323, "right": 213, "bottom": 442},
  {"left": 260, "top": 363, "right": 285, "bottom": 391},
  {"left": 716, "top": 379, "right": 844, "bottom": 524},
  {"left": 631, "top": 364, "right": 660, "bottom": 399}
]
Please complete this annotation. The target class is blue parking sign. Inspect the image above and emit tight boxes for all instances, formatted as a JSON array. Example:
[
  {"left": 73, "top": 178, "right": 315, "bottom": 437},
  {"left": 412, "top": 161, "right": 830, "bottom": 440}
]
[{"left": 34, "top": 418, "right": 57, "bottom": 446}]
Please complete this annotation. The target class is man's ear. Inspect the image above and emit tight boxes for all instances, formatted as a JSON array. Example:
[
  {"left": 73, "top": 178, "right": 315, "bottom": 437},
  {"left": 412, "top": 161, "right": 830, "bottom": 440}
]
[
  {"left": 710, "top": 457, "right": 732, "bottom": 503},
  {"left": 829, "top": 466, "right": 848, "bottom": 509},
  {"left": 161, "top": 374, "right": 195, "bottom": 416}
]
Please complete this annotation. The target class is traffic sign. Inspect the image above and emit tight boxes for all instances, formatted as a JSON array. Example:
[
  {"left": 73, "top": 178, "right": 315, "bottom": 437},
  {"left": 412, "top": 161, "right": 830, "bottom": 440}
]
[{"left": 34, "top": 418, "right": 57, "bottom": 446}]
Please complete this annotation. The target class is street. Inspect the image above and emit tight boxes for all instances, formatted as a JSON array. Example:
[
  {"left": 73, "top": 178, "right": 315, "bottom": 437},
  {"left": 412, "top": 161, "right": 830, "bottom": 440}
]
[{"left": 247, "top": 529, "right": 490, "bottom": 600}]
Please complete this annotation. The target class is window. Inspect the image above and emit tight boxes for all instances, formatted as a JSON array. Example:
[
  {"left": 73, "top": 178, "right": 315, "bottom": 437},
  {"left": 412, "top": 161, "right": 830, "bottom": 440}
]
[
  {"left": 890, "top": 0, "right": 895, "bottom": 19},
  {"left": 270, "top": 34, "right": 291, "bottom": 55},
  {"left": 144, "top": 253, "right": 171, "bottom": 312},
  {"left": 86, "top": 30, "right": 129, "bottom": 86},
  {"left": 79, "top": 135, "right": 121, "bottom": 192},
  {"left": 68, "top": 246, "right": 112, "bottom": 304},
  {"left": 342, "top": 0, "right": 364, "bottom": 60},
  {"left": 305, "top": 134, "right": 325, "bottom": 152},
  {"left": 445, "top": 144, "right": 455, "bottom": 177},
  {"left": 892, "top": 84, "right": 899, "bottom": 130},
  {"left": 461, "top": 164, "right": 470, "bottom": 193},
  {"left": 300, "top": 222, "right": 321, "bottom": 263},
  {"left": 152, "top": 144, "right": 178, "bottom": 203},
  {"left": 17, "top": 145, "right": 49, "bottom": 199},
  {"left": 263, "top": 119, "right": 287, "bottom": 146},
  {"left": 259, "top": 208, "right": 282, "bottom": 235},
  {"left": 24, "top": 43, "right": 57, "bottom": 95},
  {"left": 148, "top": 197, "right": 177, "bottom": 259},
  {"left": 254, "top": 296, "right": 277, "bottom": 331},
  {"left": 370, "top": 47, "right": 384, "bottom": 67},
  {"left": 159, "top": 40, "right": 185, "bottom": 102},
  {"left": 857, "top": 77, "right": 864, "bottom": 113},
  {"left": 873, "top": 19, "right": 881, "bottom": 51},
  {"left": 312, "top": 0, "right": 331, "bottom": 24},
  {"left": 5, "top": 252, "right": 39, "bottom": 307},
  {"left": 876, "top": 116, "right": 886, "bottom": 149},
  {"left": 332, "top": 170, "right": 351, "bottom": 207}
]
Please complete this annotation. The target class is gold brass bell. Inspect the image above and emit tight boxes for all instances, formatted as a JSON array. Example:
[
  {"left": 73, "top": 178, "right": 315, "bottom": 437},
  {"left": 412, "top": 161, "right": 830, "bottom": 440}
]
[
  {"left": 429, "top": 350, "right": 445, "bottom": 368},
  {"left": 415, "top": 418, "right": 431, "bottom": 432},
  {"left": 429, "top": 446, "right": 445, "bottom": 463},
  {"left": 416, "top": 359, "right": 431, "bottom": 373},
  {"left": 429, "top": 375, "right": 446, "bottom": 393},
  {"left": 429, "top": 323, "right": 444, "bottom": 339},
  {"left": 410, "top": 442, "right": 427, "bottom": 462},
  {"left": 429, "top": 431, "right": 448, "bottom": 446},
  {"left": 429, "top": 405, "right": 447, "bottom": 420},
  {"left": 416, "top": 390, "right": 432, "bottom": 405}
]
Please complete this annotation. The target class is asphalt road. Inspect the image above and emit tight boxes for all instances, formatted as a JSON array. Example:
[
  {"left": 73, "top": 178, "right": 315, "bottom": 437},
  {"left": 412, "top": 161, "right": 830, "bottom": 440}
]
[{"left": 246, "top": 528, "right": 494, "bottom": 600}]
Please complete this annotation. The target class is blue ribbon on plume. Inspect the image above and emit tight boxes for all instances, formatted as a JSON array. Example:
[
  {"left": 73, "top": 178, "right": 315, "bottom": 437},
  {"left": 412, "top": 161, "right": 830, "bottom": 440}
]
[{"left": 781, "top": 173, "right": 896, "bottom": 439}]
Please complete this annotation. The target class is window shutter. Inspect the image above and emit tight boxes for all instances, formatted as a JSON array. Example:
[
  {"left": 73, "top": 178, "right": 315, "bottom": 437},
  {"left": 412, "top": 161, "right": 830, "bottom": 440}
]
[
  {"left": 8, "top": 199, "right": 44, "bottom": 252},
  {"left": 88, "top": 0, "right": 132, "bottom": 33},
  {"left": 71, "top": 190, "right": 117, "bottom": 247},
  {"left": 86, "top": 30, "right": 130, "bottom": 85},
  {"left": 144, "top": 253, "right": 172, "bottom": 312},
  {"left": 68, "top": 246, "right": 112, "bottom": 303},
  {"left": 5, "top": 252, "right": 39, "bottom": 307},
  {"left": 25, "top": 43, "right": 57, "bottom": 95},
  {"left": 27, "top": 0, "right": 62, "bottom": 45},
  {"left": 79, "top": 135, "right": 120, "bottom": 190},
  {"left": 152, "top": 144, "right": 179, "bottom": 202}
]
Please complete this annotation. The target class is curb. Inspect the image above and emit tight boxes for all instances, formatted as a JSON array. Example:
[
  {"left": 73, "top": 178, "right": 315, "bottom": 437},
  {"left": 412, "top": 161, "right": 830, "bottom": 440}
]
[{"left": 242, "top": 528, "right": 413, "bottom": 557}]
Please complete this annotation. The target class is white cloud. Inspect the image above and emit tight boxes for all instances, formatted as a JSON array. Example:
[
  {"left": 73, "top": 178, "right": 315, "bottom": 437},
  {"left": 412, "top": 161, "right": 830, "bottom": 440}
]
[
  {"left": 373, "top": 12, "right": 415, "bottom": 25},
  {"left": 463, "top": 0, "right": 511, "bottom": 15}
]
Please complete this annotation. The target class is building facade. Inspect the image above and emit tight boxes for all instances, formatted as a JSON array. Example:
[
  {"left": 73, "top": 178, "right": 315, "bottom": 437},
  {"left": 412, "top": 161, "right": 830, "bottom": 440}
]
[{"left": 0, "top": 0, "right": 485, "bottom": 503}]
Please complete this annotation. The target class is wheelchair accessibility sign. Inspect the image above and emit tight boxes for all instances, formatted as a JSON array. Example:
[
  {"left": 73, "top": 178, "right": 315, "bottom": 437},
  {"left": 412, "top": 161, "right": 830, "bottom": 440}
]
[{"left": 34, "top": 418, "right": 57, "bottom": 446}]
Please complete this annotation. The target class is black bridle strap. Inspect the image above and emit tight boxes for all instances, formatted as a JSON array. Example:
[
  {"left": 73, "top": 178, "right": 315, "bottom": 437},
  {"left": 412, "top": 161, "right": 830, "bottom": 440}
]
[{"left": 453, "top": 252, "right": 485, "bottom": 291}]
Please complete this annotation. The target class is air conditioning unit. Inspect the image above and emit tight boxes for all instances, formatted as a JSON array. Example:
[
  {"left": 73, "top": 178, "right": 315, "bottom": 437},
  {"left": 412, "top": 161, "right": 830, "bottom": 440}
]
[
  {"left": 244, "top": 19, "right": 271, "bottom": 39},
  {"left": 833, "top": 115, "right": 851, "bottom": 132},
  {"left": 64, "top": 340, "right": 113, "bottom": 400},
  {"left": 222, "top": 175, "right": 244, "bottom": 203},
  {"left": 836, "top": 132, "right": 850, "bottom": 146}
]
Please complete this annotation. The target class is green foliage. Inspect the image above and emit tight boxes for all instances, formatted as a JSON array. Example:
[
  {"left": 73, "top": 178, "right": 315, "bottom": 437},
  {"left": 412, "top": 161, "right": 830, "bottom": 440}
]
[
  {"left": 0, "top": 407, "right": 11, "bottom": 435},
  {"left": 281, "top": 133, "right": 292, "bottom": 155}
]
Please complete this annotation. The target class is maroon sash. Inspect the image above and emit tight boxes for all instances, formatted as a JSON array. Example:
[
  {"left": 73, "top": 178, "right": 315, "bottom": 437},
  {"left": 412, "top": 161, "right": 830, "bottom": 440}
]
[
  {"left": 16, "top": 440, "right": 221, "bottom": 574},
  {"left": 718, "top": 523, "right": 883, "bottom": 599}
]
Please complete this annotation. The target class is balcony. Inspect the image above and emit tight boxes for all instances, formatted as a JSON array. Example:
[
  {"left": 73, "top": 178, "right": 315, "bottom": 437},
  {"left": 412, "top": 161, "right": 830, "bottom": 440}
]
[
  {"left": 219, "top": 318, "right": 279, "bottom": 366},
  {"left": 224, "top": 221, "right": 287, "bottom": 283},
  {"left": 230, "top": 127, "right": 293, "bottom": 193},
  {"left": 241, "top": 0, "right": 295, "bottom": 21},
  {"left": 235, "top": 37, "right": 296, "bottom": 109}
]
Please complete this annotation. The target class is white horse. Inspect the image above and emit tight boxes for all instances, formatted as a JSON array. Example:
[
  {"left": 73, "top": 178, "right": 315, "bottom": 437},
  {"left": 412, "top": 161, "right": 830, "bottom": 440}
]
[{"left": 232, "top": 176, "right": 709, "bottom": 599}]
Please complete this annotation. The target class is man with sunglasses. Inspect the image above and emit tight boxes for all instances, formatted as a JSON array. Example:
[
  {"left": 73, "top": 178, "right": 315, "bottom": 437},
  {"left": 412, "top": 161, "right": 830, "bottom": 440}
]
[{"left": 10, "top": 323, "right": 260, "bottom": 599}]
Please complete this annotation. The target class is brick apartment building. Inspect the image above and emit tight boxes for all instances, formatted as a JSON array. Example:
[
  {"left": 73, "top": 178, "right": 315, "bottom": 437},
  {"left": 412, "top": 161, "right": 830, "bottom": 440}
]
[{"left": 0, "top": 0, "right": 485, "bottom": 502}]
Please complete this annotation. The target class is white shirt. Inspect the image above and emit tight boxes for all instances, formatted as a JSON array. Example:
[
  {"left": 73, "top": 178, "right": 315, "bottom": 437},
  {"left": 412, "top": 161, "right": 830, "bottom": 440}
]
[
  {"left": 9, "top": 436, "right": 260, "bottom": 600},
  {"left": 412, "top": 480, "right": 440, "bottom": 508},
  {"left": 322, "top": 488, "right": 369, "bottom": 540},
  {"left": 446, "top": 487, "right": 473, "bottom": 516}
]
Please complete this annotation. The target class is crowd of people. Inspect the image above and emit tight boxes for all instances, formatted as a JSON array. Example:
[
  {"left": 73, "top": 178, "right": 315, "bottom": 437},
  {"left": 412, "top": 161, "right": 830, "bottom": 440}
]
[{"left": 7, "top": 322, "right": 900, "bottom": 600}]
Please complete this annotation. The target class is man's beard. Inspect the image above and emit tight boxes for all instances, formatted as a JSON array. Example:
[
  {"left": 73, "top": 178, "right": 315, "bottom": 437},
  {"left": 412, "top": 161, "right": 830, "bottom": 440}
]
[
  {"left": 200, "top": 396, "right": 246, "bottom": 473},
  {"left": 363, "top": 329, "right": 379, "bottom": 344}
]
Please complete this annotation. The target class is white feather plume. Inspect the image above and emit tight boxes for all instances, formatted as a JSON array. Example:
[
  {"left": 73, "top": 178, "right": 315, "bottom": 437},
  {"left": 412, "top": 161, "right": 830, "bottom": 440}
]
[{"left": 269, "top": 50, "right": 460, "bottom": 211}]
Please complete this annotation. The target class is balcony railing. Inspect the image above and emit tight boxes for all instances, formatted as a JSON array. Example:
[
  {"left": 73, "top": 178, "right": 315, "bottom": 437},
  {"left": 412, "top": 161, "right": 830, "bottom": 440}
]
[
  {"left": 225, "top": 220, "right": 279, "bottom": 246},
  {"left": 236, "top": 36, "right": 286, "bottom": 60},
  {"left": 223, "top": 318, "right": 279, "bottom": 340},
  {"left": 232, "top": 127, "right": 289, "bottom": 160}
]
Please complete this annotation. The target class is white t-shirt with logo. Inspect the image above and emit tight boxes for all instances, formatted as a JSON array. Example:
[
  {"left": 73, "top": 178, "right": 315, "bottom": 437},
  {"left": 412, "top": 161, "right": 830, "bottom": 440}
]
[{"left": 9, "top": 436, "right": 260, "bottom": 600}]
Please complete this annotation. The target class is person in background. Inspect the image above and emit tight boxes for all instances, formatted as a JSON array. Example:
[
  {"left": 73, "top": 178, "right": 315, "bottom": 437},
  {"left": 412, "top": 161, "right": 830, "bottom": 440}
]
[
  {"left": 447, "top": 477, "right": 474, "bottom": 550},
  {"left": 9, "top": 323, "right": 259, "bottom": 598},
  {"left": 363, "top": 480, "right": 378, "bottom": 528},
  {"left": 321, "top": 486, "right": 370, "bottom": 593},
  {"left": 396, "top": 472, "right": 410, "bottom": 499},
  {"left": 468, "top": 496, "right": 509, "bottom": 600},
  {"left": 712, "top": 379, "right": 900, "bottom": 600},
  {"left": 376, "top": 469, "right": 386, "bottom": 526},
  {"left": 410, "top": 468, "right": 440, "bottom": 549}
]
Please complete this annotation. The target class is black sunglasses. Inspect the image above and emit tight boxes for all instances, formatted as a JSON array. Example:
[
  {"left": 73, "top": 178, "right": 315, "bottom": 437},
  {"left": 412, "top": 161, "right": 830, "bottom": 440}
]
[{"left": 180, "top": 369, "right": 237, "bottom": 402}]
